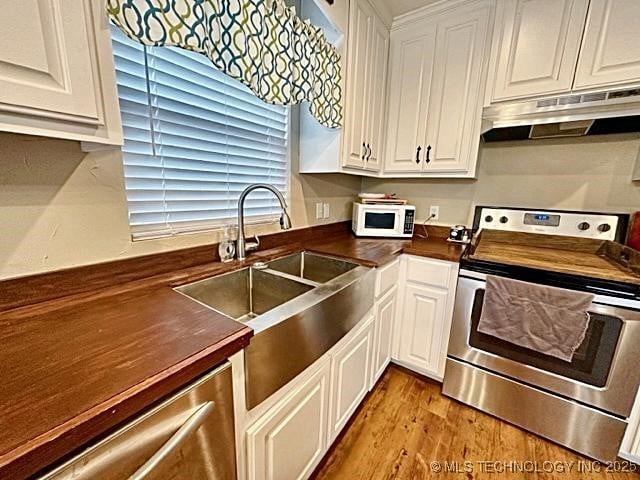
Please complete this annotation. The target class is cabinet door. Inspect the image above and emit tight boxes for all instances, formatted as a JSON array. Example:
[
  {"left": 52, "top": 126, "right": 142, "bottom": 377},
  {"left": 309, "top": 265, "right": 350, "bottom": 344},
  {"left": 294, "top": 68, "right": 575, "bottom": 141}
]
[
  {"left": 343, "top": 0, "right": 372, "bottom": 169},
  {"left": 0, "top": 0, "right": 100, "bottom": 123},
  {"left": 620, "top": 389, "right": 640, "bottom": 463},
  {"left": 397, "top": 283, "right": 449, "bottom": 379},
  {"left": 490, "top": 0, "right": 589, "bottom": 102},
  {"left": 574, "top": 0, "right": 640, "bottom": 89},
  {"left": 384, "top": 22, "right": 436, "bottom": 172},
  {"left": 328, "top": 315, "right": 373, "bottom": 442},
  {"left": 371, "top": 287, "right": 396, "bottom": 388},
  {"left": 423, "top": 4, "right": 492, "bottom": 173},
  {"left": 363, "top": 16, "right": 389, "bottom": 172},
  {"left": 246, "top": 363, "right": 330, "bottom": 480}
]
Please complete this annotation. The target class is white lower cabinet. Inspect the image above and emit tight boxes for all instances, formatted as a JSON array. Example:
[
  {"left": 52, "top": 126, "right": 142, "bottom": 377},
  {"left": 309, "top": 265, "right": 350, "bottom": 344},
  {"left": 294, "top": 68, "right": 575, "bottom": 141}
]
[
  {"left": 620, "top": 390, "right": 640, "bottom": 462},
  {"left": 397, "top": 283, "right": 449, "bottom": 378},
  {"left": 328, "top": 314, "right": 374, "bottom": 442},
  {"left": 393, "top": 255, "right": 459, "bottom": 381},
  {"left": 243, "top": 254, "right": 460, "bottom": 479},
  {"left": 370, "top": 286, "right": 397, "bottom": 387},
  {"left": 244, "top": 312, "right": 374, "bottom": 480},
  {"left": 246, "top": 362, "right": 330, "bottom": 480}
]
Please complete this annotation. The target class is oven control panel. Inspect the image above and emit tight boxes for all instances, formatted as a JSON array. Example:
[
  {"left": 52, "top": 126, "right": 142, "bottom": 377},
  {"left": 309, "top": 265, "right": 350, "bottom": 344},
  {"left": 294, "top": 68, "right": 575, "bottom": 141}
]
[{"left": 477, "top": 208, "right": 621, "bottom": 241}]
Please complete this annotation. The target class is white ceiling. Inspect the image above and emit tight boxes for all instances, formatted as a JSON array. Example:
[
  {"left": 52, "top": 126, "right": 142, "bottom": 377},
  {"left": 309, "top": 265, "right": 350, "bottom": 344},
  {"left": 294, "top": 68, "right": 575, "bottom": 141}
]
[{"left": 383, "top": 0, "right": 442, "bottom": 17}]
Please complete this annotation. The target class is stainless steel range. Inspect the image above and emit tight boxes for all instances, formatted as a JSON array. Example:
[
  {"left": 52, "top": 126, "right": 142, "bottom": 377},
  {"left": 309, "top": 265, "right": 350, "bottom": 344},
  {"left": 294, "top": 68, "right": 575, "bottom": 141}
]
[{"left": 442, "top": 206, "right": 640, "bottom": 462}]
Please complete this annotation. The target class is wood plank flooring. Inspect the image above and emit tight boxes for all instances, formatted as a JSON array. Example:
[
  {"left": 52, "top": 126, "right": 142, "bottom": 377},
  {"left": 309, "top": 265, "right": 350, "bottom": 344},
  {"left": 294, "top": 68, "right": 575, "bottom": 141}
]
[{"left": 311, "top": 366, "right": 640, "bottom": 480}]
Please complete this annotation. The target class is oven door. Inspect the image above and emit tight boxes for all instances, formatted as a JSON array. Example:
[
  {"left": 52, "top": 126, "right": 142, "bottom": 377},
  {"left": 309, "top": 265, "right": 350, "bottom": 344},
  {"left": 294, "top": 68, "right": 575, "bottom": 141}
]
[
  {"left": 448, "top": 270, "right": 640, "bottom": 417},
  {"left": 358, "top": 208, "right": 401, "bottom": 236}
]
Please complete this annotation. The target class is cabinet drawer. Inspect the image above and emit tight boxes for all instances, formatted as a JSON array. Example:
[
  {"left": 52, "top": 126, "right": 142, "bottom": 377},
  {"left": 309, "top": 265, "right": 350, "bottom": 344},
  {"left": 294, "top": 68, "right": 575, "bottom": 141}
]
[
  {"left": 375, "top": 258, "right": 399, "bottom": 298},
  {"left": 405, "top": 256, "right": 454, "bottom": 289}
]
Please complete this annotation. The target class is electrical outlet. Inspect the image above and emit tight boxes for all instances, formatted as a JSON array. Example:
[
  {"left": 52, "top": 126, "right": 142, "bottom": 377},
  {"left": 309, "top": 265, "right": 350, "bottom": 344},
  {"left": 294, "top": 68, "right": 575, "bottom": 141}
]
[
  {"left": 315, "top": 202, "right": 323, "bottom": 219},
  {"left": 429, "top": 205, "right": 440, "bottom": 220},
  {"left": 323, "top": 203, "right": 330, "bottom": 219}
]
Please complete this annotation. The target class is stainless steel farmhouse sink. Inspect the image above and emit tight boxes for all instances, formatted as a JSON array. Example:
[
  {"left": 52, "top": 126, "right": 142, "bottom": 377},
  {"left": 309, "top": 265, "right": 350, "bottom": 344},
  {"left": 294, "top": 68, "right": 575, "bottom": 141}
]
[
  {"left": 176, "top": 251, "right": 374, "bottom": 409},
  {"left": 266, "top": 251, "right": 359, "bottom": 283},
  {"left": 176, "top": 267, "right": 313, "bottom": 323}
]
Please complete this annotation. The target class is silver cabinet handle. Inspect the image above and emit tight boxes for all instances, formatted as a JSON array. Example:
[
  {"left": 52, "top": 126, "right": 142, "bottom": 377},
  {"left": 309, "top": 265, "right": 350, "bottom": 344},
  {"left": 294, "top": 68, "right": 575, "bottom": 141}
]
[{"left": 129, "top": 401, "right": 216, "bottom": 480}]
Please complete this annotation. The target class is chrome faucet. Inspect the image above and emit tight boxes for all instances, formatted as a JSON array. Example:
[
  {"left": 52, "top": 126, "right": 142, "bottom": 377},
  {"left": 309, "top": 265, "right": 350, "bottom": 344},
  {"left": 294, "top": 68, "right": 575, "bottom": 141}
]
[{"left": 236, "top": 183, "right": 292, "bottom": 260}]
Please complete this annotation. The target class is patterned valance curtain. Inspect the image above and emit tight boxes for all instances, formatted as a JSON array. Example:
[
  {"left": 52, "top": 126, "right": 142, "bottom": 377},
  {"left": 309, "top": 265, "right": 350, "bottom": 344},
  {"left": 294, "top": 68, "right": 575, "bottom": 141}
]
[{"left": 107, "top": 0, "right": 343, "bottom": 128}]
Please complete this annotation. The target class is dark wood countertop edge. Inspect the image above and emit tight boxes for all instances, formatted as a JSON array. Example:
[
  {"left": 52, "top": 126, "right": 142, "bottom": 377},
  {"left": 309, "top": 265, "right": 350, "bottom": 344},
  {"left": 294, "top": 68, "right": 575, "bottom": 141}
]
[{"left": 0, "top": 327, "right": 252, "bottom": 480}]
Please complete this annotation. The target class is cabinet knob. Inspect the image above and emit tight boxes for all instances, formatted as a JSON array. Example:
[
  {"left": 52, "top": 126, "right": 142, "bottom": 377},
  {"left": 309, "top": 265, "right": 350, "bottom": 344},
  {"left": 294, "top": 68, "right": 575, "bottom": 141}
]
[
  {"left": 415, "top": 146, "right": 422, "bottom": 164},
  {"left": 425, "top": 145, "right": 432, "bottom": 164}
]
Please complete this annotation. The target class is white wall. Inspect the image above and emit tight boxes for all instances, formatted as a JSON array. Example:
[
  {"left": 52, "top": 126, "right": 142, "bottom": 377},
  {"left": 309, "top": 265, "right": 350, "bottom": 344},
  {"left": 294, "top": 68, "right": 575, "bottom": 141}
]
[
  {"left": 0, "top": 132, "right": 360, "bottom": 280},
  {"left": 363, "top": 133, "right": 640, "bottom": 226},
  {"left": 2, "top": 131, "right": 640, "bottom": 280}
]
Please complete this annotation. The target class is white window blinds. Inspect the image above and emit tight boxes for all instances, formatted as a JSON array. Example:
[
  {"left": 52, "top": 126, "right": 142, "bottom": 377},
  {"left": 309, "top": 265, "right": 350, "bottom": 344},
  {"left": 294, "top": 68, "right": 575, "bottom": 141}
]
[{"left": 111, "top": 26, "right": 290, "bottom": 240}]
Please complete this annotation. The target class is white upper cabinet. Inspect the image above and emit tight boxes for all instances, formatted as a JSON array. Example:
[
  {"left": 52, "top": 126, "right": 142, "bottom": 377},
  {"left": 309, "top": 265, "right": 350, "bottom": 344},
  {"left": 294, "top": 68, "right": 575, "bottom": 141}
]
[
  {"left": 384, "top": 22, "right": 436, "bottom": 173},
  {"left": 424, "top": 5, "right": 492, "bottom": 173},
  {"left": 0, "top": 0, "right": 122, "bottom": 144},
  {"left": 384, "top": 1, "right": 493, "bottom": 177},
  {"left": 342, "top": 0, "right": 389, "bottom": 172},
  {"left": 0, "top": 0, "right": 99, "bottom": 121},
  {"left": 343, "top": 0, "right": 372, "bottom": 169},
  {"left": 489, "top": 0, "right": 589, "bottom": 102},
  {"left": 488, "top": 0, "right": 640, "bottom": 103},
  {"left": 364, "top": 16, "right": 389, "bottom": 171},
  {"left": 574, "top": 0, "right": 640, "bottom": 90}
]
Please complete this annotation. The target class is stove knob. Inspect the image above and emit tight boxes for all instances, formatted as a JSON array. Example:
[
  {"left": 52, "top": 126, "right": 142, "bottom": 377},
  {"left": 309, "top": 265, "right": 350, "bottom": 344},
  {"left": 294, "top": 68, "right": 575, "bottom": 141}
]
[
  {"left": 485, "top": 215, "right": 494, "bottom": 223},
  {"left": 577, "top": 222, "right": 591, "bottom": 231},
  {"left": 598, "top": 223, "right": 612, "bottom": 233},
  {"left": 499, "top": 216, "right": 509, "bottom": 224}
]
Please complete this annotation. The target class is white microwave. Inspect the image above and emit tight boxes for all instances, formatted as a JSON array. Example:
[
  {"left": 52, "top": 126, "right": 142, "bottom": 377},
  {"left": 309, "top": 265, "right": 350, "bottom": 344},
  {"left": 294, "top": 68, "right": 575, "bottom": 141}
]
[{"left": 352, "top": 202, "right": 416, "bottom": 238}]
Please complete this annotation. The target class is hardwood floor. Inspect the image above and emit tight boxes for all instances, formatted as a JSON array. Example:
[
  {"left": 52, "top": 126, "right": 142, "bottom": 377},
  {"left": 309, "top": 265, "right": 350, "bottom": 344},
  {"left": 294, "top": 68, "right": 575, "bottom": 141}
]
[{"left": 311, "top": 365, "right": 640, "bottom": 480}]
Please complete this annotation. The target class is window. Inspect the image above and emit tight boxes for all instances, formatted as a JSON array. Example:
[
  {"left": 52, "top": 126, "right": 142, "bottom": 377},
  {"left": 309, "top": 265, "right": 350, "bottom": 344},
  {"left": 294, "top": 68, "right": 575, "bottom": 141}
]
[{"left": 111, "top": 26, "right": 290, "bottom": 240}]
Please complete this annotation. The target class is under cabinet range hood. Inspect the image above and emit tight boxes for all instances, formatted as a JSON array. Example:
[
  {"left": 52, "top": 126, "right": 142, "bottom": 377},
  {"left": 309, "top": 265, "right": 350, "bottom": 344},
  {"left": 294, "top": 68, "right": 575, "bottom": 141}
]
[{"left": 482, "top": 87, "right": 640, "bottom": 142}]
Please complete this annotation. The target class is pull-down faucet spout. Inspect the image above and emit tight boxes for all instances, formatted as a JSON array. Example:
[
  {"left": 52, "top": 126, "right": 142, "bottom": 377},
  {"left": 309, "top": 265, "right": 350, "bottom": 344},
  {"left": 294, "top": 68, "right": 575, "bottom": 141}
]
[{"left": 236, "top": 184, "right": 292, "bottom": 260}]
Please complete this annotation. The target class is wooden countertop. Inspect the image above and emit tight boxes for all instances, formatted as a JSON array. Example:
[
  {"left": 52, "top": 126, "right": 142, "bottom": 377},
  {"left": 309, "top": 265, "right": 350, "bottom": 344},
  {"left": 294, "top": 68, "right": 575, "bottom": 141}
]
[
  {"left": 306, "top": 230, "right": 466, "bottom": 266},
  {"left": 469, "top": 230, "right": 640, "bottom": 286},
  {"left": 472, "top": 242, "right": 640, "bottom": 284},
  {"left": 0, "top": 287, "right": 253, "bottom": 479},
  {"left": 0, "top": 222, "right": 463, "bottom": 479}
]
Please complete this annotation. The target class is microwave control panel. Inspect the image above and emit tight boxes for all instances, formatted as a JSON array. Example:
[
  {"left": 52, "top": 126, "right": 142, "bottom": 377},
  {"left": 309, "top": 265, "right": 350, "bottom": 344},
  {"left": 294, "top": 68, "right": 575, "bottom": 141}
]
[{"left": 404, "top": 210, "right": 415, "bottom": 234}]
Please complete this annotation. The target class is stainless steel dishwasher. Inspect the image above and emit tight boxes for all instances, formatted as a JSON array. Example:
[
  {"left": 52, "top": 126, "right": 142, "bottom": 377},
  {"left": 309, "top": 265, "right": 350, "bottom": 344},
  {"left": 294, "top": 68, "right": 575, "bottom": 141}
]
[{"left": 40, "top": 362, "right": 236, "bottom": 480}]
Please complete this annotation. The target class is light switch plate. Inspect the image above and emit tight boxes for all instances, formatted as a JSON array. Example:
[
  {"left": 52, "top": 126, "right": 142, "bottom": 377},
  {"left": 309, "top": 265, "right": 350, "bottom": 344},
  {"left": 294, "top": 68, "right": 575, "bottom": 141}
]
[
  {"left": 323, "top": 203, "right": 330, "bottom": 219},
  {"left": 315, "top": 202, "right": 323, "bottom": 219}
]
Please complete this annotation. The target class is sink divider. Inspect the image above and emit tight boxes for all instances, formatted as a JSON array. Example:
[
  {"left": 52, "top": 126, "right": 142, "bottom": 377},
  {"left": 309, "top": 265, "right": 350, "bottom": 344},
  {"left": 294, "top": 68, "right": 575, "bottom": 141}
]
[{"left": 259, "top": 268, "right": 321, "bottom": 288}]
